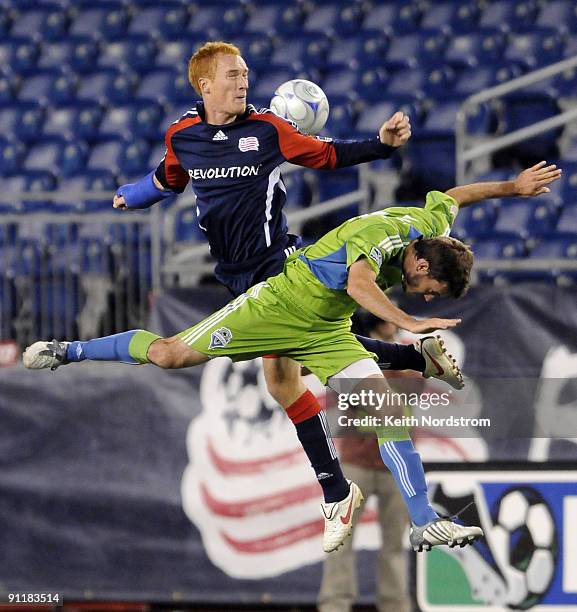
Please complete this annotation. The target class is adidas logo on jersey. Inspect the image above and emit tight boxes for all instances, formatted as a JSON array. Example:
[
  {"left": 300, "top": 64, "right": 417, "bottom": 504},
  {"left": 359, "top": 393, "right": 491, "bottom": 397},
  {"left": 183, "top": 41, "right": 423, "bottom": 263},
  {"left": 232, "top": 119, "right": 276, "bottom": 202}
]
[{"left": 212, "top": 130, "right": 228, "bottom": 141}]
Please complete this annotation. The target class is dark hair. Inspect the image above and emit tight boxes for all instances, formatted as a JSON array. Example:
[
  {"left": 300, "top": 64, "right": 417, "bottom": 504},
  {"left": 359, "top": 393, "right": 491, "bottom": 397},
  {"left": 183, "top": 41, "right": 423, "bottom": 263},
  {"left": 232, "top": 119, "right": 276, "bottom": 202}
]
[{"left": 413, "top": 236, "right": 473, "bottom": 298}]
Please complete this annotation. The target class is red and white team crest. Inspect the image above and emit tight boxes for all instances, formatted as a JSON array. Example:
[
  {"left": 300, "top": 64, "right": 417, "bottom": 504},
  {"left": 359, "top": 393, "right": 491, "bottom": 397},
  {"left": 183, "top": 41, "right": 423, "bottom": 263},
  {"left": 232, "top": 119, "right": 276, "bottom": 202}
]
[
  {"left": 238, "top": 137, "right": 259, "bottom": 152},
  {"left": 180, "top": 358, "right": 380, "bottom": 578}
]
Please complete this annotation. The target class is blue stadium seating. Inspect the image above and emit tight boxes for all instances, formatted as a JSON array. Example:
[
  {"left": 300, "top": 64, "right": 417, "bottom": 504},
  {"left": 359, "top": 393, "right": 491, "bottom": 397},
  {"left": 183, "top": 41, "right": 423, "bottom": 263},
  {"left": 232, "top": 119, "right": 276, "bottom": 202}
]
[
  {"left": 477, "top": 0, "right": 539, "bottom": 32},
  {"left": 68, "top": 2, "right": 129, "bottom": 40},
  {"left": 492, "top": 198, "right": 559, "bottom": 238},
  {"left": 98, "top": 38, "right": 158, "bottom": 74},
  {"left": 444, "top": 31, "right": 506, "bottom": 68},
  {"left": 419, "top": 1, "right": 480, "bottom": 34},
  {"left": 363, "top": 2, "right": 422, "bottom": 34},
  {"left": 322, "top": 96, "right": 359, "bottom": 139},
  {"left": 536, "top": 1, "right": 577, "bottom": 34},
  {"left": 0, "top": 0, "right": 575, "bottom": 298},
  {"left": 385, "top": 31, "right": 447, "bottom": 69},
  {"left": 9, "top": 4, "right": 68, "bottom": 41},
  {"left": 451, "top": 203, "right": 497, "bottom": 240},
  {"left": 174, "top": 207, "right": 206, "bottom": 243},
  {"left": 555, "top": 205, "right": 577, "bottom": 234},
  {"left": 471, "top": 236, "right": 526, "bottom": 258},
  {"left": 504, "top": 29, "right": 563, "bottom": 71}
]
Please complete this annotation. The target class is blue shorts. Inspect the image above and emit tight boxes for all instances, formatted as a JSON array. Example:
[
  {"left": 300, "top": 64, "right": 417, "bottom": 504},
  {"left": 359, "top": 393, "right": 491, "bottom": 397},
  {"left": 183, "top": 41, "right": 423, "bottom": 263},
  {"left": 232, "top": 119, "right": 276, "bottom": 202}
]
[{"left": 214, "top": 234, "right": 302, "bottom": 298}]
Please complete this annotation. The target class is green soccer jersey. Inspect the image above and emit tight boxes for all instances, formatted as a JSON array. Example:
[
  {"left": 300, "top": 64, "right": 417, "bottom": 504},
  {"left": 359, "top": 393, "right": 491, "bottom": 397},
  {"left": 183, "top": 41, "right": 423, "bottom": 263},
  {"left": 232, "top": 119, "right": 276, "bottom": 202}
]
[{"left": 274, "top": 190, "right": 459, "bottom": 320}]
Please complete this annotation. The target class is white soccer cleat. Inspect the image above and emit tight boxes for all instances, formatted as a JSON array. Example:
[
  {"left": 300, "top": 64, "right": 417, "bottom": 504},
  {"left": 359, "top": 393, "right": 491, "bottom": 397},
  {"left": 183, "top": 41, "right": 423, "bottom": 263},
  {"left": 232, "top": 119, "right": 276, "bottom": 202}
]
[
  {"left": 410, "top": 518, "right": 484, "bottom": 552},
  {"left": 416, "top": 335, "right": 464, "bottom": 390},
  {"left": 320, "top": 480, "right": 364, "bottom": 553},
  {"left": 23, "top": 340, "right": 70, "bottom": 370}
]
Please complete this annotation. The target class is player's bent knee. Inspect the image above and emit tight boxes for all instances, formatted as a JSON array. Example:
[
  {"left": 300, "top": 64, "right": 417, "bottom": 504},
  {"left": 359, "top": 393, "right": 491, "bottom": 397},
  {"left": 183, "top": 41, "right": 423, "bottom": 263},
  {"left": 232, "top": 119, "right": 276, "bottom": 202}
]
[
  {"left": 327, "top": 358, "right": 383, "bottom": 386},
  {"left": 147, "top": 338, "right": 176, "bottom": 368}
]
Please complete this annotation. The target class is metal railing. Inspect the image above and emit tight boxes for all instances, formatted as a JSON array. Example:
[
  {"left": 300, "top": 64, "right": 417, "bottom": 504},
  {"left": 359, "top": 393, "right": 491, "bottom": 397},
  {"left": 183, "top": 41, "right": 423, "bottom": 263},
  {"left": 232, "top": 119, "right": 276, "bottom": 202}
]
[
  {"left": 0, "top": 206, "right": 154, "bottom": 346},
  {"left": 456, "top": 54, "right": 577, "bottom": 185}
]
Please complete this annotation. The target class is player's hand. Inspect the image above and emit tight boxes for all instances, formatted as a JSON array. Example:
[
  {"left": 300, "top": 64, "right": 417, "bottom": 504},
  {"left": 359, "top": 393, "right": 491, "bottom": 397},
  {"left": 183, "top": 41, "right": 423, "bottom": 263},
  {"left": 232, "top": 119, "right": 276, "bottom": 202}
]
[
  {"left": 515, "top": 161, "right": 562, "bottom": 197},
  {"left": 113, "top": 193, "right": 128, "bottom": 210},
  {"left": 379, "top": 111, "right": 411, "bottom": 147},
  {"left": 407, "top": 318, "right": 461, "bottom": 334}
]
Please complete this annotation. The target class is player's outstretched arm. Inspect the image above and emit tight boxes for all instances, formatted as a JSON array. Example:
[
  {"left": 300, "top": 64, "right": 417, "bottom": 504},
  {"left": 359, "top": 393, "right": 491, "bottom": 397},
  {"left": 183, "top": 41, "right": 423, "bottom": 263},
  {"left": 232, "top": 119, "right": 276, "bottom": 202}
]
[
  {"left": 347, "top": 259, "right": 461, "bottom": 334},
  {"left": 445, "top": 161, "right": 562, "bottom": 209}
]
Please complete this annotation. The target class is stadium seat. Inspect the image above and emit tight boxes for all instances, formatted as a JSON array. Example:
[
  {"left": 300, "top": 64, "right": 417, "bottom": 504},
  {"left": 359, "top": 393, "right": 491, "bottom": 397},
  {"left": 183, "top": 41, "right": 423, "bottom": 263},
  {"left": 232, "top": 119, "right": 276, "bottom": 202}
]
[
  {"left": 282, "top": 170, "right": 312, "bottom": 208},
  {"left": 422, "top": 100, "right": 491, "bottom": 135},
  {"left": 444, "top": 31, "right": 506, "bottom": 68},
  {"left": 0, "top": 141, "right": 26, "bottom": 176},
  {"left": 156, "top": 36, "right": 202, "bottom": 69},
  {"left": 186, "top": 5, "right": 245, "bottom": 37},
  {"left": 504, "top": 29, "right": 563, "bottom": 70},
  {"left": 136, "top": 69, "right": 178, "bottom": 104},
  {"left": 386, "top": 68, "right": 427, "bottom": 99},
  {"left": 452, "top": 64, "right": 523, "bottom": 96},
  {"left": 355, "top": 100, "right": 418, "bottom": 139},
  {"left": 60, "top": 141, "right": 90, "bottom": 176},
  {"left": 98, "top": 37, "right": 158, "bottom": 74},
  {"left": 302, "top": 4, "right": 339, "bottom": 33},
  {"left": 0, "top": 103, "right": 44, "bottom": 142},
  {"left": 477, "top": 0, "right": 539, "bottom": 32},
  {"left": 98, "top": 102, "right": 163, "bottom": 141},
  {"left": 9, "top": 5, "right": 68, "bottom": 41},
  {"left": 127, "top": 3, "right": 182, "bottom": 37},
  {"left": 555, "top": 205, "right": 577, "bottom": 234},
  {"left": 363, "top": 2, "right": 422, "bottom": 34},
  {"left": 553, "top": 68, "right": 577, "bottom": 98},
  {"left": 385, "top": 30, "right": 447, "bottom": 69},
  {"left": 245, "top": 3, "right": 283, "bottom": 34},
  {"left": 0, "top": 37, "right": 39, "bottom": 73},
  {"left": 492, "top": 199, "right": 559, "bottom": 238},
  {"left": 39, "top": 38, "right": 99, "bottom": 74},
  {"left": 470, "top": 236, "right": 526, "bottom": 258},
  {"left": 528, "top": 237, "right": 577, "bottom": 258},
  {"left": 149, "top": 4, "right": 188, "bottom": 37},
  {"left": 355, "top": 68, "right": 389, "bottom": 103},
  {"left": 120, "top": 139, "right": 151, "bottom": 176},
  {"left": 173, "top": 207, "right": 206, "bottom": 242},
  {"left": 68, "top": 2, "right": 129, "bottom": 39},
  {"left": 334, "top": 4, "right": 367, "bottom": 36},
  {"left": 22, "top": 139, "right": 63, "bottom": 175},
  {"left": 230, "top": 34, "right": 276, "bottom": 71},
  {"left": 349, "top": 31, "right": 389, "bottom": 69},
  {"left": 535, "top": 0, "right": 577, "bottom": 34},
  {"left": 251, "top": 68, "right": 295, "bottom": 106},
  {"left": 275, "top": 3, "right": 307, "bottom": 35},
  {"left": 0, "top": 74, "right": 17, "bottom": 103},
  {"left": 271, "top": 33, "right": 332, "bottom": 70},
  {"left": 419, "top": 1, "right": 480, "bottom": 34},
  {"left": 86, "top": 138, "right": 124, "bottom": 173},
  {"left": 18, "top": 70, "right": 76, "bottom": 105},
  {"left": 424, "top": 66, "right": 458, "bottom": 99},
  {"left": 501, "top": 94, "right": 561, "bottom": 159},
  {"left": 321, "top": 69, "right": 360, "bottom": 101},
  {"left": 451, "top": 203, "right": 497, "bottom": 240}
]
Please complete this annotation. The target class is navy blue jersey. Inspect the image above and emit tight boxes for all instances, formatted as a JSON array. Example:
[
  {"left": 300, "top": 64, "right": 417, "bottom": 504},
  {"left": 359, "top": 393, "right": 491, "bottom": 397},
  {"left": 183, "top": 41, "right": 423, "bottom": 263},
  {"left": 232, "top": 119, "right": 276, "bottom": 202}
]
[{"left": 155, "top": 102, "right": 396, "bottom": 265}]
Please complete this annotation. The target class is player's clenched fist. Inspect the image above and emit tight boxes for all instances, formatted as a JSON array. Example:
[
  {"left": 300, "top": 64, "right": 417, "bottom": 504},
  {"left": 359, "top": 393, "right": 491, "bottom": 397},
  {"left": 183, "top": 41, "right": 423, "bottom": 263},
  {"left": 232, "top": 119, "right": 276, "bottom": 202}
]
[{"left": 379, "top": 111, "right": 412, "bottom": 148}]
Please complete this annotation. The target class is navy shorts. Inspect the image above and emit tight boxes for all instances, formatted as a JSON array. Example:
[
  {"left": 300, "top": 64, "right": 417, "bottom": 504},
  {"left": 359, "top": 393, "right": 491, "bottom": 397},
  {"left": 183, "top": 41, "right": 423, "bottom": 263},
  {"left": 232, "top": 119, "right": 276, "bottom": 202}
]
[{"left": 214, "top": 234, "right": 302, "bottom": 298}]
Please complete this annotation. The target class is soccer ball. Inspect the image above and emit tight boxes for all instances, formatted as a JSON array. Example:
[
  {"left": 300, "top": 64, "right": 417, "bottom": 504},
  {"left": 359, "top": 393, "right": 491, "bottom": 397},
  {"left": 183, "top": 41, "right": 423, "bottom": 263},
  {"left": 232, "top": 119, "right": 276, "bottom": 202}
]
[
  {"left": 491, "top": 487, "right": 557, "bottom": 609},
  {"left": 270, "top": 79, "right": 329, "bottom": 135}
]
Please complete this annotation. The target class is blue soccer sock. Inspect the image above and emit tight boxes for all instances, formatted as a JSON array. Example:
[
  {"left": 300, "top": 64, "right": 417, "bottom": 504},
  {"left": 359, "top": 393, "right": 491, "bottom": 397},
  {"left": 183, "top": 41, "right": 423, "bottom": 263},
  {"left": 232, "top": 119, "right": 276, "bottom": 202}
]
[
  {"left": 66, "top": 330, "right": 160, "bottom": 364},
  {"left": 378, "top": 438, "right": 438, "bottom": 526}
]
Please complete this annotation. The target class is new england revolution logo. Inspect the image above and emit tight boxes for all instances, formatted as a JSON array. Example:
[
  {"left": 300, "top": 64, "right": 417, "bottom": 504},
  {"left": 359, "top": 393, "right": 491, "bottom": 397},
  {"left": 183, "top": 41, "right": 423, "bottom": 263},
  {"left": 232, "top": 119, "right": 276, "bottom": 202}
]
[{"left": 209, "top": 327, "right": 233, "bottom": 350}]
